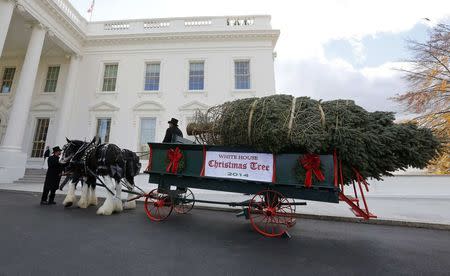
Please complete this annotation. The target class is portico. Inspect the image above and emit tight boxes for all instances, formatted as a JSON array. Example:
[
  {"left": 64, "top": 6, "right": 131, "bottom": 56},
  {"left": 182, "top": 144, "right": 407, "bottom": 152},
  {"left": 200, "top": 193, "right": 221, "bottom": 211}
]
[{"left": 0, "top": 0, "right": 83, "bottom": 183}]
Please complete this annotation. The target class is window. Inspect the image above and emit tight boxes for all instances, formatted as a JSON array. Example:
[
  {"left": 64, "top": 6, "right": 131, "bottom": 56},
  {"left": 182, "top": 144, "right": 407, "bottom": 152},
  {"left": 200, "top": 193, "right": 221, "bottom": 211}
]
[
  {"left": 44, "top": 66, "right": 60, "bottom": 92},
  {"left": 102, "top": 64, "right": 118, "bottom": 92},
  {"left": 234, "top": 60, "right": 251, "bottom": 89},
  {"left": 31, "top": 118, "right": 50, "bottom": 158},
  {"left": 96, "top": 118, "right": 111, "bottom": 143},
  {"left": 144, "top": 63, "right": 160, "bottom": 91},
  {"left": 139, "top": 118, "right": 156, "bottom": 157},
  {"left": 1, "top": 67, "right": 16, "bottom": 93},
  {"left": 189, "top": 61, "right": 204, "bottom": 90}
]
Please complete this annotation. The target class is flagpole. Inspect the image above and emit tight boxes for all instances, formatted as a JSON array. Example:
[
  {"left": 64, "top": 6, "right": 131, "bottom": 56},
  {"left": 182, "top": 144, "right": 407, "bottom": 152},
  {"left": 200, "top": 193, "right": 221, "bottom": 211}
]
[{"left": 88, "top": 0, "right": 95, "bottom": 22}]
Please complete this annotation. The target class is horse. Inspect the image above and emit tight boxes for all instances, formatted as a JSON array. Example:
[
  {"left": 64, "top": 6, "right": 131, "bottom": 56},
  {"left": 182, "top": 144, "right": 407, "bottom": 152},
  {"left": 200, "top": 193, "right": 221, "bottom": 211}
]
[
  {"left": 60, "top": 137, "right": 141, "bottom": 215},
  {"left": 60, "top": 139, "right": 97, "bottom": 209}
]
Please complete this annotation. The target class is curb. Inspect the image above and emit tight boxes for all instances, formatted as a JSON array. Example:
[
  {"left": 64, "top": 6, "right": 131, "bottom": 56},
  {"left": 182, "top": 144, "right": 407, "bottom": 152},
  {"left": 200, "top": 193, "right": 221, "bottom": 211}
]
[
  {"left": 2, "top": 189, "right": 450, "bottom": 231},
  {"left": 192, "top": 204, "right": 450, "bottom": 231}
]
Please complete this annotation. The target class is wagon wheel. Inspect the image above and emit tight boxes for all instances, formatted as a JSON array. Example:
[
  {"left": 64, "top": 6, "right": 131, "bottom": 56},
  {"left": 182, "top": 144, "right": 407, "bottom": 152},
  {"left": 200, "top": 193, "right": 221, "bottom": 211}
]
[
  {"left": 144, "top": 188, "right": 173, "bottom": 222},
  {"left": 174, "top": 188, "right": 195, "bottom": 214},
  {"left": 248, "top": 190, "right": 296, "bottom": 237}
]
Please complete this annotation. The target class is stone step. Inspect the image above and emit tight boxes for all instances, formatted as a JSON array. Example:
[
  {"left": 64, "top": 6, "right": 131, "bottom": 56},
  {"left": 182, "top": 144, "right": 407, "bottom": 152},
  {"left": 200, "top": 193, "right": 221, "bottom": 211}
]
[
  {"left": 22, "top": 174, "right": 46, "bottom": 178},
  {"left": 15, "top": 168, "right": 48, "bottom": 184},
  {"left": 19, "top": 175, "right": 46, "bottom": 178},
  {"left": 13, "top": 180, "right": 44, "bottom": 184},
  {"left": 17, "top": 175, "right": 45, "bottom": 178},
  {"left": 24, "top": 169, "right": 47, "bottom": 175},
  {"left": 15, "top": 178, "right": 46, "bottom": 182}
]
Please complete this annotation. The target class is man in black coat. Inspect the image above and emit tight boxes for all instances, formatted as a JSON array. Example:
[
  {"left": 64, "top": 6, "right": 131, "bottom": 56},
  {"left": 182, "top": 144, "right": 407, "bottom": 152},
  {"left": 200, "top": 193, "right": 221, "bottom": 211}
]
[
  {"left": 162, "top": 118, "right": 183, "bottom": 143},
  {"left": 40, "top": 146, "right": 64, "bottom": 205}
]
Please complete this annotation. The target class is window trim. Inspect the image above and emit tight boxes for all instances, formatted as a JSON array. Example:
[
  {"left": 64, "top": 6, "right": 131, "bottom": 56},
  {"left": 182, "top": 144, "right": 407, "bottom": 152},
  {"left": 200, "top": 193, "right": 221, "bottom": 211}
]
[
  {"left": 43, "top": 65, "right": 61, "bottom": 93},
  {"left": 143, "top": 61, "right": 161, "bottom": 92},
  {"left": 95, "top": 117, "right": 112, "bottom": 143},
  {"left": 138, "top": 117, "right": 157, "bottom": 158},
  {"left": 186, "top": 59, "right": 207, "bottom": 92},
  {"left": 231, "top": 57, "right": 255, "bottom": 94},
  {"left": 233, "top": 59, "right": 251, "bottom": 90},
  {"left": 30, "top": 117, "right": 50, "bottom": 158},
  {"left": 0, "top": 67, "right": 17, "bottom": 94},
  {"left": 99, "top": 62, "right": 120, "bottom": 93}
]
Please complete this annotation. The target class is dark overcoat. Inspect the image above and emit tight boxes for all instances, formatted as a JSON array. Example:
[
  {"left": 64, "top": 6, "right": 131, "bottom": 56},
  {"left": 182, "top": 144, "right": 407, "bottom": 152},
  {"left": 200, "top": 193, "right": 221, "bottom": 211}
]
[
  {"left": 44, "top": 155, "right": 63, "bottom": 190},
  {"left": 162, "top": 126, "right": 183, "bottom": 143}
]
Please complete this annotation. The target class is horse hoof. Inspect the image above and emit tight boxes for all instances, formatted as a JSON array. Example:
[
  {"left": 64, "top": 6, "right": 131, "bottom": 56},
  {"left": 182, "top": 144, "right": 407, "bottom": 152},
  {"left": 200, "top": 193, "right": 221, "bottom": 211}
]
[
  {"left": 96, "top": 209, "right": 112, "bottom": 216},
  {"left": 96, "top": 205, "right": 113, "bottom": 215},
  {"left": 64, "top": 202, "right": 73, "bottom": 207},
  {"left": 123, "top": 201, "right": 136, "bottom": 210}
]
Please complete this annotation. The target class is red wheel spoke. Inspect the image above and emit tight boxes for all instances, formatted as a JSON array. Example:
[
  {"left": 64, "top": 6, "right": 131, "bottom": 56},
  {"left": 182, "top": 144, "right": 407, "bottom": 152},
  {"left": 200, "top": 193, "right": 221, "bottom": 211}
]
[
  {"left": 144, "top": 189, "right": 173, "bottom": 222},
  {"left": 174, "top": 188, "right": 195, "bottom": 214},
  {"left": 266, "top": 191, "right": 273, "bottom": 208},
  {"left": 249, "top": 190, "right": 294, "bottom": 237}
]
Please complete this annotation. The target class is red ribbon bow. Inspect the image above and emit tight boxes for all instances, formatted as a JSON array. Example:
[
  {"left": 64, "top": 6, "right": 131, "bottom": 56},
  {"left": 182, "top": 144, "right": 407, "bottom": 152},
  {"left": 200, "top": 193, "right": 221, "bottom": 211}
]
[
  {"left": 300, "top": 154, "right": 325, "bottom": 188},
  {"left": 166, "top": 147, "right": 183, "bottom": 174}
]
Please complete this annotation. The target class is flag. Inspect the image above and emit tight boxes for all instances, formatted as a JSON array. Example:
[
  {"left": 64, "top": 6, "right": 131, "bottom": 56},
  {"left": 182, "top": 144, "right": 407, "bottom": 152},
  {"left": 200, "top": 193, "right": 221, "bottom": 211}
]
[{"left": 87, "top": 0, "right": 95, "bottom": 13}]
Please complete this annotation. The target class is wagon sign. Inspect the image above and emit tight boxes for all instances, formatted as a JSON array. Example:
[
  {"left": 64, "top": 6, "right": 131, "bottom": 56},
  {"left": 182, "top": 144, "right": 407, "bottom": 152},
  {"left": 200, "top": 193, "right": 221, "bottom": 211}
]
[{"left": 204, "top": 151, "right": 274, "bottom": 182}]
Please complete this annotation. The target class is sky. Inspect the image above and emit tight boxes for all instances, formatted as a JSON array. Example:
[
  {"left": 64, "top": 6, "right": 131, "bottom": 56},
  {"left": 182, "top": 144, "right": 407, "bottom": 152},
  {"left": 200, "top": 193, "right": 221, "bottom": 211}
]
[{"left": 69, "top": 0, "right": 450, "bottom": 117}]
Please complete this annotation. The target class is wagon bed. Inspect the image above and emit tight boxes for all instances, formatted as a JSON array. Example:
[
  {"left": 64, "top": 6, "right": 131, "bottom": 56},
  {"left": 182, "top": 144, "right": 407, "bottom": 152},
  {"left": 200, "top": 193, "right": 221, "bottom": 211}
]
[{"left": 143, "top": 142, "right": 375, "bottom": 238}]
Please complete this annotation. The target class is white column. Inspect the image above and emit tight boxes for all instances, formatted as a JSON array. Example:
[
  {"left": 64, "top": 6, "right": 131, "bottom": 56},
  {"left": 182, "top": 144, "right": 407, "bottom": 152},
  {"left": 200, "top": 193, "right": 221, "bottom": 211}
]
[
  {"left": 0, "top": 0, "right": 15, "bottom": 56},
  {"left": 54, "top": 55, "right": 80, "bottom": 146},
  {"left": 0, "top": 23, "right": 46, "bottom": 183},
  {"left": 1, "top": 24, "right": 46, "bottom": 149}
]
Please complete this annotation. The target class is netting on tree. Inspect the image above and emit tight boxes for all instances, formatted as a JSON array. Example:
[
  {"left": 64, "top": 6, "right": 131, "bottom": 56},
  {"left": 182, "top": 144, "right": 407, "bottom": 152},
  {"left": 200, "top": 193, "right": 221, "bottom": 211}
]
[{"left": 187, "top": 94, "right": 441, "bottom": 183}]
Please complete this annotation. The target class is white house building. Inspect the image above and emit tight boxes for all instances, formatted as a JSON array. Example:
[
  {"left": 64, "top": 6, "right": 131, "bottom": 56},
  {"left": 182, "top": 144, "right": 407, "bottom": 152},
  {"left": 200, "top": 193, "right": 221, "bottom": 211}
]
[{"left": 0, "top": 0, "right": 279, "bottom": 183}]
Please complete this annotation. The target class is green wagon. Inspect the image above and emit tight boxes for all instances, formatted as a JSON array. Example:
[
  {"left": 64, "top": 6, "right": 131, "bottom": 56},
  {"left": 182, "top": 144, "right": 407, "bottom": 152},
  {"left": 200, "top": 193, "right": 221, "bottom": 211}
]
[{"left": 144, "top": 142, "right": 374, "bottom": 238}]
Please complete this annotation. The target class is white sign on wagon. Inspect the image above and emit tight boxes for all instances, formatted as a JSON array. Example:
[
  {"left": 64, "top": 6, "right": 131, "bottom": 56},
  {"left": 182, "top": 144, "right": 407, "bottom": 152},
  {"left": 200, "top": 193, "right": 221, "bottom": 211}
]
[{"left": 204, "top": 151, "right": 274, "bottom": 182}]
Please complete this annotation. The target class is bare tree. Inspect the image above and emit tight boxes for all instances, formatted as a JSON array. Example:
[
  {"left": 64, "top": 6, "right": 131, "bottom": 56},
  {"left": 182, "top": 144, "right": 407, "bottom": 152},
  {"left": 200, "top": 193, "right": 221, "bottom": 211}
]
[{"left": 394, "top": 23, "right": 449, "bottom": 174}]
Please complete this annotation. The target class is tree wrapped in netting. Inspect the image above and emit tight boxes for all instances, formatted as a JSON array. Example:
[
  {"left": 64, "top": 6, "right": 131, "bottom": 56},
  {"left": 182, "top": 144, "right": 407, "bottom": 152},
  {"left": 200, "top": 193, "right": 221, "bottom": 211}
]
[
  {"left": 188, "top": 95, "right": 326, "bottom": 153},
  {"left": 187, "top": 94, "right": 441, "bottom": 183}
]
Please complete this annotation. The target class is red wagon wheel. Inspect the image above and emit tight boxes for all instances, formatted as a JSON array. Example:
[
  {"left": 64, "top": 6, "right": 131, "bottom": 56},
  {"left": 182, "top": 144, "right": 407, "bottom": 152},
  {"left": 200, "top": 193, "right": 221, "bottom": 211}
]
[
  {"left": 174, "top": 188, "right": 195, "bottom": 214},
  {"left": 144, "top": 188, "right": 173, "bottom": 222},
  {"left": 248, "top": 190, "right": 296, "bottom": 237}
]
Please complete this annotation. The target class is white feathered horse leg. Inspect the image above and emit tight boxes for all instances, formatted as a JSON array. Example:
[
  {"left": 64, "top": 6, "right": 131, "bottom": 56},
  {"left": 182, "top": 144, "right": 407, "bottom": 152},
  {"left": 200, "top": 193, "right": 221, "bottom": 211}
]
[
  {"left": 96, "top": 176, "right": 115, "bottom": 215},
  {"left": 63, "top": 181, "right": 78, "bottom": 207},
  {"left": 123, "top": 180, "right": 136, "bottom": 210},
  {"left": 77, "top": 184, "right": 89, "bottom": 208},
  {"left": 88, "top": 186, "right": 98, "bottom": 206},
  {"left": 113, "top": 179, "right": 123, "bottom": 213}
]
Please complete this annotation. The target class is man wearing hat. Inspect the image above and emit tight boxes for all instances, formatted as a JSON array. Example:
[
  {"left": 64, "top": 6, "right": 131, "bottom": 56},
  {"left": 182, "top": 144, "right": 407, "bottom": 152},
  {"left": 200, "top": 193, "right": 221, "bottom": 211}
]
[
  {"left": 162, "top": 118, "right": 183, "bottom": 143},
  {"left": 40, "top": 146, "right": 64, "bottom": 205}
]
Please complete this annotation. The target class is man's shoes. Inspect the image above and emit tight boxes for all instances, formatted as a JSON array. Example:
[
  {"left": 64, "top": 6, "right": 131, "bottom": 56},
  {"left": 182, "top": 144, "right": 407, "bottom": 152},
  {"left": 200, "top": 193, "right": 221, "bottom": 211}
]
[
  {"left": 40, "top": 201, "right": 48, "bottom": 205},
  {"left": 48, "top": 201, "right": 56, "bottom": 205}
]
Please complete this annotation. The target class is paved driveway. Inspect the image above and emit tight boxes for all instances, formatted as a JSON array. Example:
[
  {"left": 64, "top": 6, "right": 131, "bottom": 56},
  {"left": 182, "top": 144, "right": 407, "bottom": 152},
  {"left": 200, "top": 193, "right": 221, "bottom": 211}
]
[{"left": 0, "top": 190, "right": 449, "bottom": 275}]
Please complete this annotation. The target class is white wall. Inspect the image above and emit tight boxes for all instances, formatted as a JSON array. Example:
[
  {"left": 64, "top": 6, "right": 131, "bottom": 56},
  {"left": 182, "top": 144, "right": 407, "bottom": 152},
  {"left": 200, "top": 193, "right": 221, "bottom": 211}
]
[{"left": 68, "top": 38, "right": 276, "bottom": 151}]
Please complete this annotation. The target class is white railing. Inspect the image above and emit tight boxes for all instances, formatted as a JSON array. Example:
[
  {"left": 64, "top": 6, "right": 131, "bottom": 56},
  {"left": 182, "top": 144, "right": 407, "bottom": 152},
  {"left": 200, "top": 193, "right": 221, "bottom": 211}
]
[
  {"left": 51, "top": 0, "right": 85, "bottom": 26},
  {"left": 144, "top": 20, "right": 171, "bottom": 29},
  {"left": 185, "top": 19, "right": 212, "bottom": 27},
  {"left": 226, "top": 17, "right": 255, "bottom": 26},
  {"left": 87, "top": 15, "right": 272, "bottom": 36},
  {"left": 104, "top": 22, "right": 130, "bottom": 31}
]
